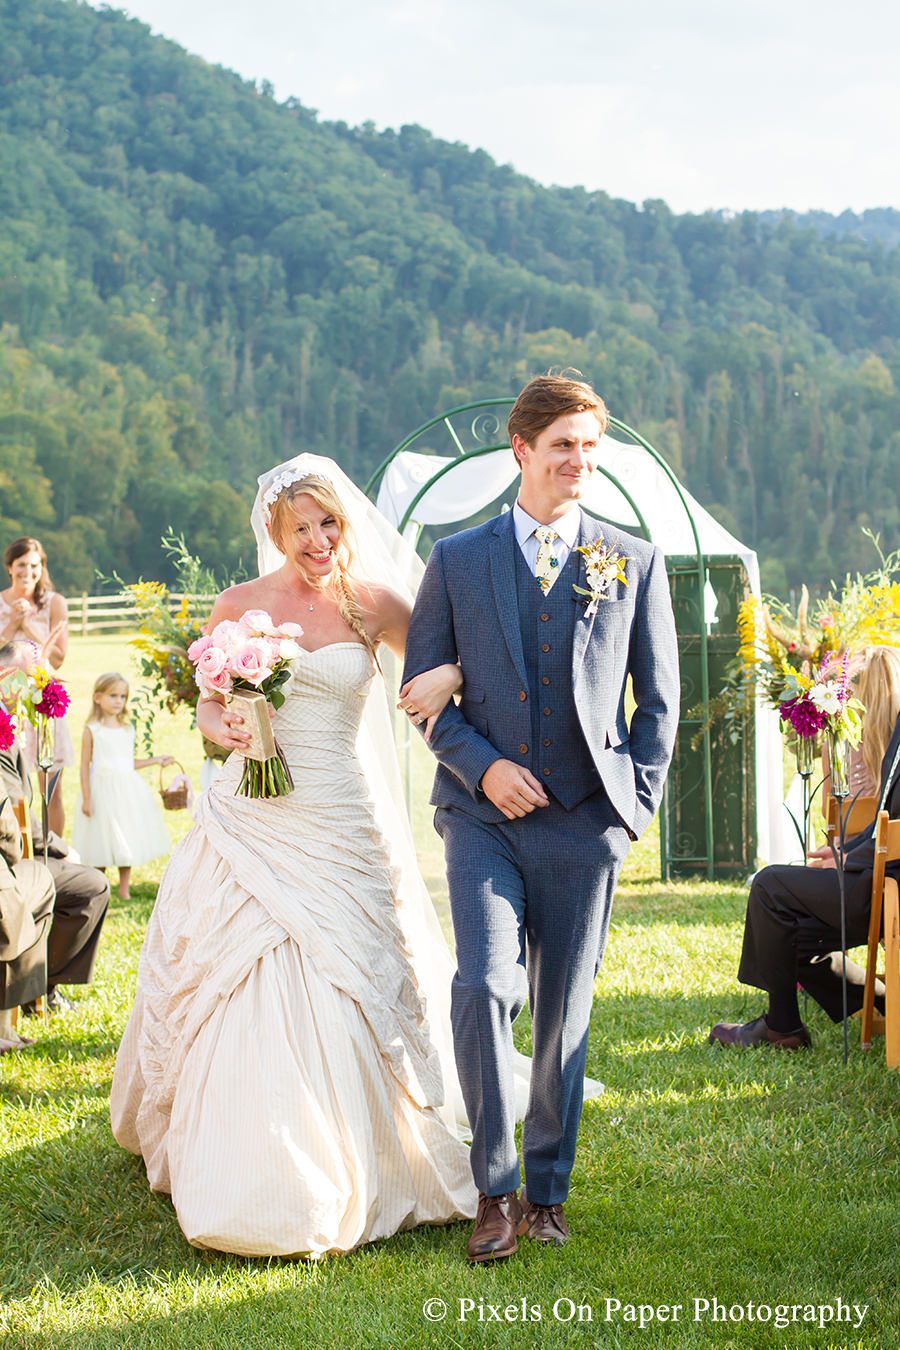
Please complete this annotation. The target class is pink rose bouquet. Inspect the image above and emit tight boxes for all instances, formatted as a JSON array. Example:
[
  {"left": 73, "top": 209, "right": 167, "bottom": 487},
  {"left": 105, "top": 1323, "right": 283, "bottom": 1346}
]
[{"left": 189, "top": 610, "right": 304, "bottom": 798}]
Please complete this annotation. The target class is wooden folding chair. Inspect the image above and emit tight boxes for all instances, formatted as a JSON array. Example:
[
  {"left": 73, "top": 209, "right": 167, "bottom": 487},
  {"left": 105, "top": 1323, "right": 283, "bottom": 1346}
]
[
  {"left": 815, "top": 797, "right": 879, "bottom": 1034},
  {"left": 12, "top": 797, "right": 33, "bottom": 860},
  {"left": 826, "top": 795, "right": 877, "bottom": 850},
  {"left": 861, "top": 811, "right": 900, "bottom": 1059}
]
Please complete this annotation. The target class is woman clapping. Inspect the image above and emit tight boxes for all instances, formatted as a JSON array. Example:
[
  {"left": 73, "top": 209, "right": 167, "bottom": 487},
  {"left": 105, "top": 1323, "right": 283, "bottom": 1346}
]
[{"left": 0, "top": 537, "right": 72, "bottom": 835}]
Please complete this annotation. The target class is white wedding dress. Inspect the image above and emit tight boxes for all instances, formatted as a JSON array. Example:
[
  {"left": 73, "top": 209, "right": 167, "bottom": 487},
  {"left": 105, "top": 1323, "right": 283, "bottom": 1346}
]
[{"left": 110, "top": 643, "right": 478, "bottom": 1257}]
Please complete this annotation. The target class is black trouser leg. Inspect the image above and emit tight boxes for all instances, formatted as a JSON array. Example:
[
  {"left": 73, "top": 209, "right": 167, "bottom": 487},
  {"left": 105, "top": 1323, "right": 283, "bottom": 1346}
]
[{"left": 738, "top": 864, "right": 873, "bottom": 1024}]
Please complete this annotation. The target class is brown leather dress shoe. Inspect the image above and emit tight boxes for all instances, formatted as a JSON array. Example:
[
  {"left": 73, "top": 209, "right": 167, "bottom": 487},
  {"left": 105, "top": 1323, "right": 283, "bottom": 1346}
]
[
  {"left": 708, "top": 1014, "right": 812, "bottom": 1050},
  {"left": 466, "top": 1191, "right": 522, "bottom": 1262},
  {"left": 519, "top": 1197, "right": 569, "bottom": 1244}
]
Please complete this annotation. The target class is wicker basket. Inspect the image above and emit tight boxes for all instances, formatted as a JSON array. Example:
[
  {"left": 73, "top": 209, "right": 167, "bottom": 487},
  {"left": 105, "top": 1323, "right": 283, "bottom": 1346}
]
[{"left": 159, "top": 760, "right": 189, "bottom": 811}]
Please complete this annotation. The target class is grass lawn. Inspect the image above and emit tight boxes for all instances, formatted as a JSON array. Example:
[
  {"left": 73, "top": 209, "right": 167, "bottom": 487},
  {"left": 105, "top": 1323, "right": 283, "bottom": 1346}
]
[{"left": 0, "top": 636, "right": 897, "bottom": 1348}]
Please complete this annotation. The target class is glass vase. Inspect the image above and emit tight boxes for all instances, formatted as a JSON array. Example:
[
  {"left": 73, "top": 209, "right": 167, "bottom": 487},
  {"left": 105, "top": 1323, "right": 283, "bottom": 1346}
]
[
  {"left": 795, "top": 734, "right": 815, "bottom": 778},
  {"left": 826, "top": 730, "right": 851, "bottom": 800},
  {"left": 36, "top": 715, "right": 55, "bottom": 772}
]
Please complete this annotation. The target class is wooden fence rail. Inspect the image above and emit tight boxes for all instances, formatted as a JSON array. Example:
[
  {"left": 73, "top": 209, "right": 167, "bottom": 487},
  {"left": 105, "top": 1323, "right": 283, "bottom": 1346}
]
[{"left": 65, "top": 593, "right": 218, "bottom": 637}]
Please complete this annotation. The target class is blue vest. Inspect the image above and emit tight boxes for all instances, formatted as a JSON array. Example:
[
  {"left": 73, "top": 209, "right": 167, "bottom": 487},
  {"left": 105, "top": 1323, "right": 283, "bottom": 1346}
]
[{"left": 514, "top": 539, "right": 601, "bottom": 810}]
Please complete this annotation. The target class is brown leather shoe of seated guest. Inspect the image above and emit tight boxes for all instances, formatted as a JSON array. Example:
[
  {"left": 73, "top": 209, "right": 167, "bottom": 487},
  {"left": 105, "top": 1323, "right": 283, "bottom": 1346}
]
[
  {"left": 708, "top": 1014, "right": 812, "bottom": 1050},
  {"left": 466, "top": 1191, "right": 522, "bottom": 1262},
  {"left": 518, "top": 1197, "right": 569, "bottom": 1245}
]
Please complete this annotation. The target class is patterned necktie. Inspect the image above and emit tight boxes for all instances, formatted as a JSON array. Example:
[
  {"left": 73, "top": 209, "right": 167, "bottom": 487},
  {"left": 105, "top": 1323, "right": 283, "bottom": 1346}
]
[{"left": 534, "top": 526, "right": 560, "bottom": 594}]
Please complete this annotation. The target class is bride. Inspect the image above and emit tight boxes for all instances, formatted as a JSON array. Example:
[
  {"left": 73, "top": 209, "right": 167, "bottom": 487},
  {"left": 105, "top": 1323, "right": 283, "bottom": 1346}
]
[{"left": 110, "top": 454, "right": 496, "bottom": 1258}]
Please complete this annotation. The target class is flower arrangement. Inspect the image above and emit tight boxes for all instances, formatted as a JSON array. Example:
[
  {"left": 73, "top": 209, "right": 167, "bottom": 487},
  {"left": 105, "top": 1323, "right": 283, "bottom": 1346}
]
[
  {"left": 188, "top": 610, "right": 304, "bottom": 799},
  {"left": 0, "top": 661, "right": 71, "bottom": 764},
  {"left": 778, "top": 654, "right": 864, "bottom": 753},
  {"left": 573, "top": 534, "right": 630, "bottom": 616},
  {"left": 687, "top": 539, "right": 900, "bottom": 755},
  {"left": 738, "top": 539, "right": 900, "bottom": 717}
]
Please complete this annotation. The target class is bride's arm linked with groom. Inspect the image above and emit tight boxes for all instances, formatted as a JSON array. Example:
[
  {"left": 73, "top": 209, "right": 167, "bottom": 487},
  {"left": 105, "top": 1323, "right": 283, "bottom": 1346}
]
[{"left": 403, "top": 371, "right": 680, "bottom": 1262}]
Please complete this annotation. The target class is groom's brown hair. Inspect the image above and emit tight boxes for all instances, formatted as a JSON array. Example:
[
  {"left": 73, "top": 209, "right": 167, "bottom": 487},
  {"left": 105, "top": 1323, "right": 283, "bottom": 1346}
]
[{"left": 508, "top": 370, "right": 609, "bottom": 459}]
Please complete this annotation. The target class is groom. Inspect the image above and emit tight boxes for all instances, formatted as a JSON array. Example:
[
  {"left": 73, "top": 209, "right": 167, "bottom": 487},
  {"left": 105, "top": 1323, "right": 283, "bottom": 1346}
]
[{"left": 403, "top": 373, "right": 679, "bottom": 1260}]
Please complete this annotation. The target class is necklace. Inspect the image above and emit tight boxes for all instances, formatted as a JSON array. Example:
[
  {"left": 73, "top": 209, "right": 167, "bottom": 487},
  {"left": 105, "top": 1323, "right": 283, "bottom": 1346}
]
[{"left": 278, "top": 569, "right": 323, "bottom": 612}]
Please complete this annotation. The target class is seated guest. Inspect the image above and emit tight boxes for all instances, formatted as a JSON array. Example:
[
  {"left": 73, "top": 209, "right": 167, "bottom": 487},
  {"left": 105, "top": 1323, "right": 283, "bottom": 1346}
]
[
  {"left": 710, "top": 707, "right": 900, "bottom": 1049},
  {"left": 821, "top": 647, "right": 900, "bottom": 807},
  {"left": 0, "top": 643, "right": 110, "bottom": 1014},
  {"left": 0, "top": 795, "right": 55, "bottom": 1051}
]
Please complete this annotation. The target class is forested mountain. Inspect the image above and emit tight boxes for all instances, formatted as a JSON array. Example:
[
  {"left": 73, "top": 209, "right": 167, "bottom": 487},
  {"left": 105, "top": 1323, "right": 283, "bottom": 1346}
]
[{"left": 0, "top": 0, "right": 898, "bottom": 593}]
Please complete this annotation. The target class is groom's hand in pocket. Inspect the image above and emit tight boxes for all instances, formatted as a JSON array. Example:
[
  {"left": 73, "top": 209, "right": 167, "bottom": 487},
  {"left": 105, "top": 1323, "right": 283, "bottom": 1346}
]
[{"left": 481, "top": 761, "right": 549, "bottom": 819}]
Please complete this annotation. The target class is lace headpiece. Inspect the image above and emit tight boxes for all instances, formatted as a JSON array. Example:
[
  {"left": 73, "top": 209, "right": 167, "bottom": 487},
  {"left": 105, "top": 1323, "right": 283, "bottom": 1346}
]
[{"left": 261, "top": 461, "right": 334, "bottom": 524}]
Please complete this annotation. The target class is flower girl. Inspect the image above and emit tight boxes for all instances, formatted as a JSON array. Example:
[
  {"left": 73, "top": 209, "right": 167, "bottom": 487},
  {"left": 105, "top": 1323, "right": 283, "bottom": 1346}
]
[{"left": 71, "top": 673, "right": 174, "bottom": 899}]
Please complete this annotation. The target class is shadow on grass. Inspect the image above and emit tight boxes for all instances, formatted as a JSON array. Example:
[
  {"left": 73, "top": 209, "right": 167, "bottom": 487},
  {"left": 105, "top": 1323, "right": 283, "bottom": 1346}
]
[
  {"left": 0, "top": 1111, "right": 212, "bottom": 1300},
  {"left": 1, "top": 1073, "right": 898, "bottom": 1350},
  {"left": 611, "top": 882, "right": 748, "bottom": 929},
  {"left": 107, "top": 886, "right": 158, "bottom": 928},
  {"left": 0, "top": 1075, "right": 112, "bottom": 1107},
  {"left": 0, "top": 1024, "right": 121, "bottom": 1066},
  {"left": 460, "top": 984, "right": 879, "bottom": 1076}
]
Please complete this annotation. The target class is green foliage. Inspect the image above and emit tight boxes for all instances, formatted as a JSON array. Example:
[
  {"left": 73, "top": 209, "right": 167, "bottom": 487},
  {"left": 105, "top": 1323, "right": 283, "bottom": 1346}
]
[
  {"left": 0, "top": 0, "right": 898, "bottom": 595},
  {"left": 124, "top": 533, "right": 243, "bottom": 752}
]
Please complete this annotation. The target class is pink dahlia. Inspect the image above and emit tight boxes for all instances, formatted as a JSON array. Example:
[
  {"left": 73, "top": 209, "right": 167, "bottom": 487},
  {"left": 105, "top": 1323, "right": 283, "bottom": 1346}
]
[
  {"left": 35, "top": 681, "right": 71, "bottom": 718},
  {"left": 787, "top": 696, "right": 826, "bottom": 738},
  {"left": 0, "top": 707, "right": 15, "bottom": 752}
]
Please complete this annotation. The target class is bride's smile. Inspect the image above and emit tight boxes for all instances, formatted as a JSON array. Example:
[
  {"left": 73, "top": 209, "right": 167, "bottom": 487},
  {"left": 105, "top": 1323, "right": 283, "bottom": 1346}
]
[{"left": 284, "top": 494, "right": 341, "bottom": 579}]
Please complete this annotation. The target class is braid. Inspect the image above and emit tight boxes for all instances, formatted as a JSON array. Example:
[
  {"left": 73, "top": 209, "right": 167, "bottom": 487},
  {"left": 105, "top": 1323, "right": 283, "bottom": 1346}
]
[{"left": 333, "top": 561, "right": 380, "bottom": 667}]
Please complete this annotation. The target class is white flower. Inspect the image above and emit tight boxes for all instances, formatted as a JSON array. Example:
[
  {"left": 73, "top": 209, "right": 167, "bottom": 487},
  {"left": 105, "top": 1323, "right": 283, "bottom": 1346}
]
[
  {"left": 809, "top": 679, "right": 841, "bottom": 716},
  {"left": 261, "top": 463, "right": 334, "bottom": 522}
]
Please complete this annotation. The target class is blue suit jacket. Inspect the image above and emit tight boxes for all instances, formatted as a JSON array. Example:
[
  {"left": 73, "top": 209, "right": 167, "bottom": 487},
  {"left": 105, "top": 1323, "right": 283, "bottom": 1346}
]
[{"left": 403, "top": 508, "right": 680, "bottom": 837}]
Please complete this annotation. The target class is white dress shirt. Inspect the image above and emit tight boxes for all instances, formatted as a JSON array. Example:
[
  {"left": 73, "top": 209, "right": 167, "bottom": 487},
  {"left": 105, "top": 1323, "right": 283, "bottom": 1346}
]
[{"left": 512, "top": 500, "right": 581, "bottom": 576}]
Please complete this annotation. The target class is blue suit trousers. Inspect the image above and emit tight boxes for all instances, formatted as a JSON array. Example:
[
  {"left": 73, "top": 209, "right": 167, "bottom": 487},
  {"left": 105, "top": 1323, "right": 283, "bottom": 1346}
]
[{"left": 436, "top": 789, "right": 630, "bottom": 1205}]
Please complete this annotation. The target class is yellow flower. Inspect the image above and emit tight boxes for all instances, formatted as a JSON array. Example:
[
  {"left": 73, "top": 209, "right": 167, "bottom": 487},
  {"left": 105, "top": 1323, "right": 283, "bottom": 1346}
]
[
  {"left": 128, "top": 580, "right": 167, "bottom": 602},
  {"left": 27, "top": 665, "right": 51, "bottom": 688},
  {"left": 737, "top": 597, "right": 760, "bottom": 671},
  {"left": 783, "top": 660, "right": 812, "bottom": 692}
]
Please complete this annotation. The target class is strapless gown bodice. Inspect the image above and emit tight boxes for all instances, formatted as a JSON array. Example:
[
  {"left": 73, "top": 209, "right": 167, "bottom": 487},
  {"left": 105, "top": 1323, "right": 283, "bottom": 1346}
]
[{"left": 217, "top": 643, "right": 375, "bottom": 804}]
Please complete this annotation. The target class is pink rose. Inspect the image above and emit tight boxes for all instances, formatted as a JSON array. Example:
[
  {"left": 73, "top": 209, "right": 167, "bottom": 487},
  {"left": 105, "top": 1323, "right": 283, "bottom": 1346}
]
[
  {"left": 211, "top": 620, "right": 254, "bottom": 655},
  {"left": 196, "top": 645, "right": 230, "bottom": 679},
  {"left": 278, "top": 621, "right": 305, "bottom": 638},
  {"left": 188, "top": 634, "right": 214, "bottom": 661},
  {"left": 240, "top": 609, "right": 279, "bottom": 636},
  {"left": 232, "top": 638, "right": 276, "bottom": 687},
  {"left": 196, "top": 666, "right": 233, "bottom": 699}
]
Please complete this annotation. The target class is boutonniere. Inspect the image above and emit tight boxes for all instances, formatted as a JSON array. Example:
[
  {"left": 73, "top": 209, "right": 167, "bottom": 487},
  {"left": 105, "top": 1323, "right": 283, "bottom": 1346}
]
[{"left": 573, "top": 533, "right": 631, "bottom": 617}]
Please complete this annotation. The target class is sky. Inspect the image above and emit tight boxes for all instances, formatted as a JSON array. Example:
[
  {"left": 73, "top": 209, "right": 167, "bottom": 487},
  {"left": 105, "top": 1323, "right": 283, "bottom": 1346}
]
[{"left": 109, "top": 0, "right": 899, "bottom": 216}]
